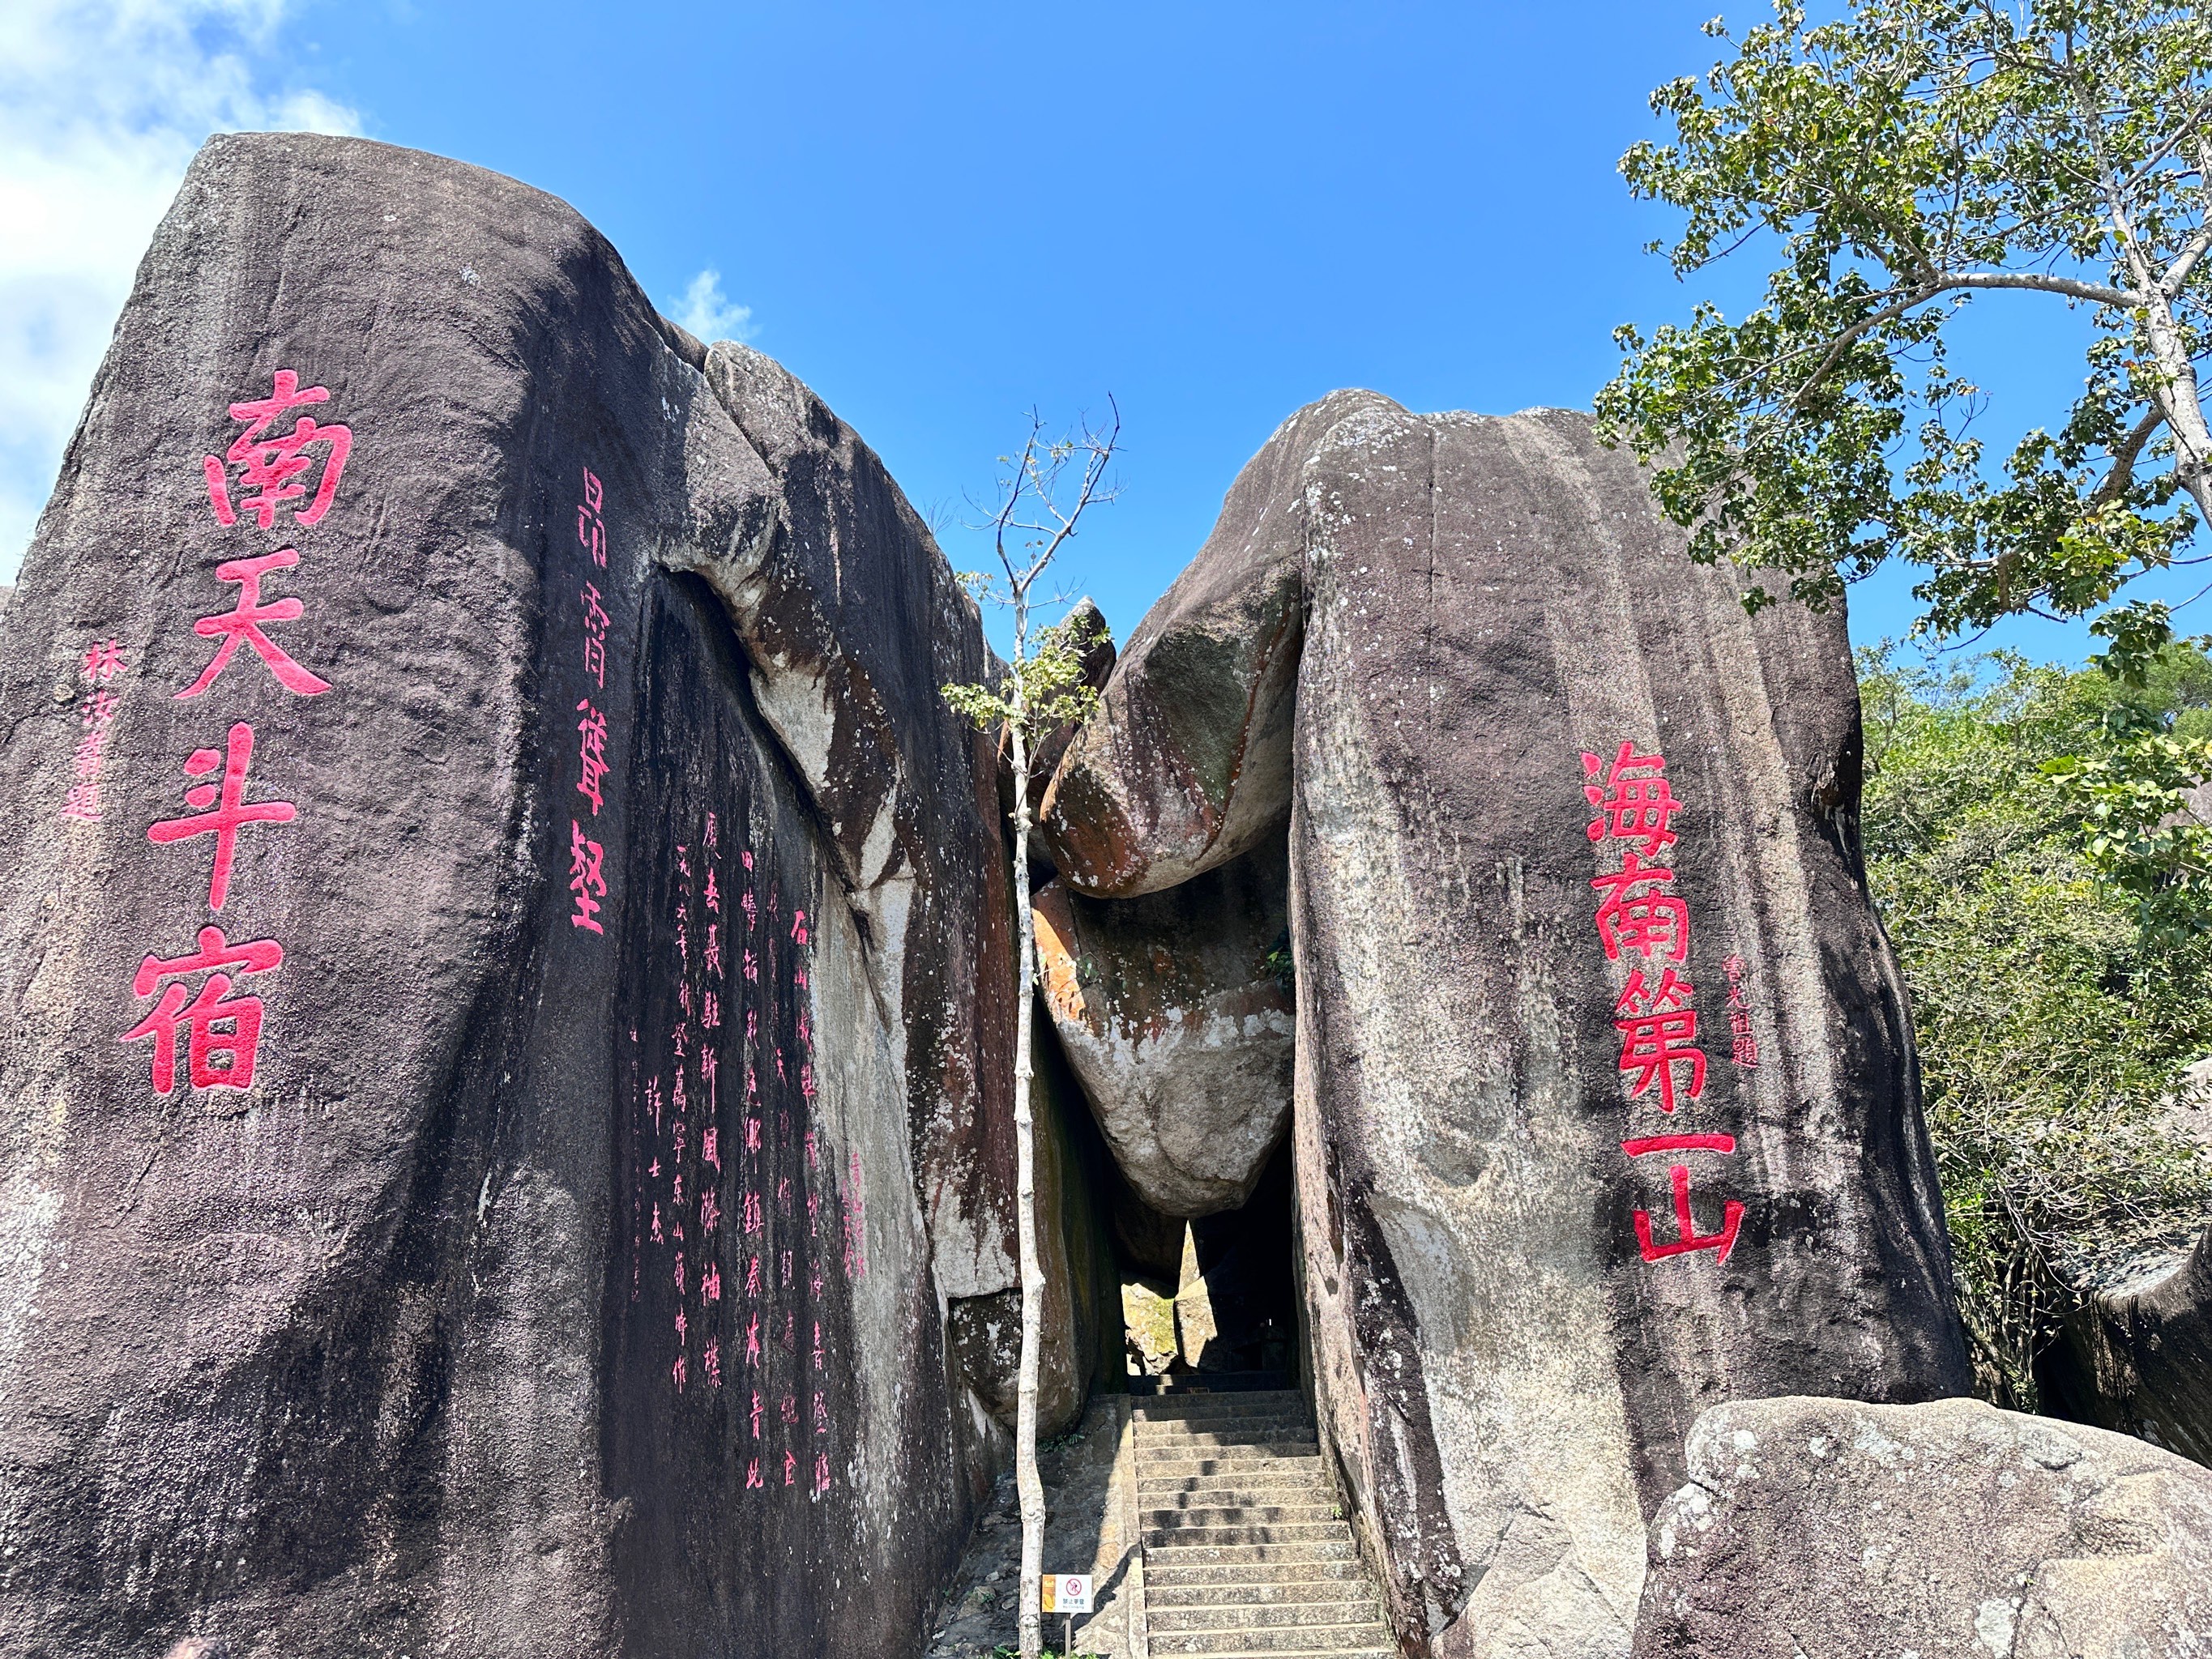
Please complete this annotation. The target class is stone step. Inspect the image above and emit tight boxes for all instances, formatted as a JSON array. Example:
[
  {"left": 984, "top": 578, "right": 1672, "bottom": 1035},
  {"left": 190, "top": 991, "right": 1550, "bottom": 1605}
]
[
  {"left": 1144, "top": 1503, "right": 1342, "bottom": 1528},
  {"left": 1144, "top": 1620, "right": 1394, "bottom": 1654},
  {"left": 1139, "top": 1415, "right": 1315, "bottom": 1439},
  {"left": 1141, "top": 1530, "right": 1344, "bottom": 1557},
  {"left": 1150, "top": 1469, "right": 1318, "bottom": 1495},
  {"left": 1143, "top": 1539, "right": 1357, "bottom": 1567},
  {"left": 1147, "top": 1574, "right": 1379, "bottom": 1606},
  {"left": 1141, "top": 1469, "right": 1327, "bottom": 1495},
  {"left": 1138, "top": 1389, "right": 1305, "bottom": 1414},
  {"left": 1138, "top": 1439, "right": 1319, "bottom": 1462},
  {"left": 1141, "top": 1424, "right": 1309, "bottom": 1451},
  {"left": 1150, "top": 1597, "right": 1384, "bottom": 1632},
  {"left": 1142, "top": 1478, "right": 1334, "bottom": 1506},
  {"left": 1145, "top": 1557, "right": 1369, "bottom": 1589},
  {"left": 1141, "top": 1406, "right": 1309, "bottom": 1424}
]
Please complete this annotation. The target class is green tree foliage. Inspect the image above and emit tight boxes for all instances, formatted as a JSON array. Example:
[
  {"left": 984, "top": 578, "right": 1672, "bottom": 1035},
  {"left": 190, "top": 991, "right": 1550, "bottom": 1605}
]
[
  {"left": 1862, "top": 644, "right": 2212, "bottom": 1406},
  {"left": 1598, "top": 0, "right": 2212, "bottom": 654}
]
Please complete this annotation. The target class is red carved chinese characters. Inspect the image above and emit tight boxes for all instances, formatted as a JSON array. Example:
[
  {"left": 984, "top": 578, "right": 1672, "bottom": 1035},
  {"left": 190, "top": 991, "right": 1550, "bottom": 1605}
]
[
  {"left": 578, "top": 467, "right": 606, "bottom": 567},
  {"left": 1584, "top": 740, "right": 1680, "bottom": 857},
  {"left": 619, "top": 797, "right": 858, "bottom": 1505},
  {"left": 1581, "top": 741, "right": 1748, "bottom": 1266},
  {"left": 202, "top": 369, "right": 352, "bottom": 531},
  {"left": 576, "top": 698, "right": 609, "bottom": 815},
  {"left": 1724, "top": 954, "right": 1758, "bottom": 1069},
  {"left": 126, "top": 367, "right": 348, "bottom": 1098},
  {"left": 121, "top": 926, "right": 284, "bottom": 1094},
  {"left": 62, "top": 640, "right": 128, "bottom": 822},
  {"left": 1621, "top": 1136, "right": 1745, "bottom": 1263},
  {"left": 582, "top": 582, "right": 609, "bottom": 689},
  {"left": 1590, "top": 852, "right": 1689, "bottom": 963},
  {"left": 174, "top": 549, "right": 332, "bottom": 699},
  {"left": 146, "top": 723, "right": 297, "bottom": 911},
  {"left": 562, "top": 468, "right": 617, "bottom": 941},
  {"left": 1612, "top": 967, "right": 1704, "bottom": 1114},
  {"left": 569, "top": 821, "right": 607, "bottom": 933}
]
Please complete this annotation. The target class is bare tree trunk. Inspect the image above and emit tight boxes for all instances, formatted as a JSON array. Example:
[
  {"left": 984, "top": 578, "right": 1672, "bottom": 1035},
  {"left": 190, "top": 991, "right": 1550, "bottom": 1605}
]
[{"left": 1009, "top": 714, "right": 1047, "bottom": 1659}]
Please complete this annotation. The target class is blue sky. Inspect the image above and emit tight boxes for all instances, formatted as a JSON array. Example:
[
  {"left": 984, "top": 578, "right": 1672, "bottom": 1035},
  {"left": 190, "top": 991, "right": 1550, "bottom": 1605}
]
[{"left": 2, "top": 1, "right": 2190, "bottom": 664}]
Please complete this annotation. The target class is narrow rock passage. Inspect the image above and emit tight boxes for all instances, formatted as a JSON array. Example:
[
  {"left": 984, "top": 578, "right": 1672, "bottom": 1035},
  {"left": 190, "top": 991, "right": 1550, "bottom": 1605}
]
[{"left": 1138, "top": 1391, "right": 1392, "bottom": 1657}]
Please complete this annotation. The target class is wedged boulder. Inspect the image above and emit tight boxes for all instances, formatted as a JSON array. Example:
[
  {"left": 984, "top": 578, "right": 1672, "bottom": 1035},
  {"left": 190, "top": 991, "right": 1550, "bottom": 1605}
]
[
  {"left": 1031, "top": 838, "right": 1292, "bottom": 1218},
  {"left": 0, "top": 132, "right": 1086, "bottom": 1657},
  {"left": 1041, "top": 391, "right": 1971, "bottom": 1655},
  {"left": 1037, "top": 454, "right": 1300, "bottom": 897},
  {"left": 1633, "top": 1395, "right": 2212, "bottom": 1657}
]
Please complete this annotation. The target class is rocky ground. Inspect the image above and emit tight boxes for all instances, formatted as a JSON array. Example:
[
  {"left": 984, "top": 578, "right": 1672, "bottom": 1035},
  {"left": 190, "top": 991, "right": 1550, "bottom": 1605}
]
[{"left": 925, "top": 1394, "right": 1139, "bottom": 1659}]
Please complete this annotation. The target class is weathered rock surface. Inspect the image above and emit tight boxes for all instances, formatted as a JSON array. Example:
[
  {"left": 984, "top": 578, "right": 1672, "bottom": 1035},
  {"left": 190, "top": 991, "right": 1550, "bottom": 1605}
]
[
  {"left": 1041, "top": 391, "right": 1972, "bottom": 1655},
  {"left": 2048, "top": 1230, "right": 2212, "bottom": 1469},
  {"left": 2042, "top": 1060, "right": 2212, "bottom": 1468},
  {"left": 0, "top": 132, "right": 1093, "bottom": 1657},
  {"left": 1634, "top": 1395, "right": 2212, "bottom": 1657},
  {"left": 1033, "top": 838, "right": 1292, "bottom": 1218},
  {"left": 946, "top": 1017, "right": 1120, "bottom": 1438}
]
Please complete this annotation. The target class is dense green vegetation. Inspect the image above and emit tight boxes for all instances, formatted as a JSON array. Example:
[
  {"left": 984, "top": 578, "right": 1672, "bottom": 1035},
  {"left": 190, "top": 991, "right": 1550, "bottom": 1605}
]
[{"left": 1861, "top": 645, "right": 2212, "bottom": 1408}]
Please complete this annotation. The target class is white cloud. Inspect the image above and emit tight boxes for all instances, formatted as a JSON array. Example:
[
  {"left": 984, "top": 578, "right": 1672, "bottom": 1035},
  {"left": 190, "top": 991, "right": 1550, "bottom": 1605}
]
[
  {"left": 669, "top": 269, "right": 757, "bottom": 345},
  {"left": 0, "top": 0, "right": 360, "bottom": 580}
]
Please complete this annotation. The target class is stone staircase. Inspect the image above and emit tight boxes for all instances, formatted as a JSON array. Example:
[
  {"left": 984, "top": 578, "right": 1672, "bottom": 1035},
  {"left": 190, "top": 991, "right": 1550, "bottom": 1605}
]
[{"left": 1134, "top": 1388, "right": 1393, "bottom": 1658}]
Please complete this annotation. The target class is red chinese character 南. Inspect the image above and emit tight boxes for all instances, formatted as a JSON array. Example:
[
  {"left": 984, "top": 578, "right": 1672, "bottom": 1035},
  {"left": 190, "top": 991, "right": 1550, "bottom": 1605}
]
[
  {"left": 1612, "top": 967, "right": 1706, "bottom": 1114},
  {"left": 175, "top": 549, "right": 332, "bottom": 700},
  {"left": 146, "top": 722, "right": 297, "bottom": 911},
  {"left": 576, "top": 698, "right": 609, "bottom": 814},
  {"left": 203, "top": 370, "right": 352, "bottom": 531},
  {"left": 1621, "top": 1134, "right": 1744, "bottom": 1264},
  {"left": 1590, "top": 852, "right": 1690, "bottom": 962},
  {"left": 1583, "top": 741, "right": 1681, "bottom": 858},
  {"left": 119, "top": 924, "right": 284, "bottom": 1094},
  {"left": 570, "top": 821, "right": 607, "bottom": 933}
]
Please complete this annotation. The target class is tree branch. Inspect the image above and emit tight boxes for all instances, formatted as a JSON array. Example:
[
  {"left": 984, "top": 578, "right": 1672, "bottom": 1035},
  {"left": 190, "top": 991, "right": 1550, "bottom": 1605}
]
[{"left": 2090, "top": 405, "right": 2171, "bottom": 510}]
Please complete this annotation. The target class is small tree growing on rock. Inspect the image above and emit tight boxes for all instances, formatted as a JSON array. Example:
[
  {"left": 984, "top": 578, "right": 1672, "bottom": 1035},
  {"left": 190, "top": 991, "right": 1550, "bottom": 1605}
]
[{"left": 942, "top": 403, "right": 1117, "bottom": 1659}]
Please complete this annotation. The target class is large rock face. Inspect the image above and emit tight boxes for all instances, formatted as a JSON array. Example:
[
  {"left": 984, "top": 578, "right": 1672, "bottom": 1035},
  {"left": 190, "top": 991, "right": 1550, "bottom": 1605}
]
[
  {"left": 1633, "top": 1395, "right": 2212, "bottom": 1657},
  {"left": 1040, "top": 392, "right": 1972, "bottom": 1656},
  {"left": 0, "top": 133, "right": 1086, "bottom": 1657}
]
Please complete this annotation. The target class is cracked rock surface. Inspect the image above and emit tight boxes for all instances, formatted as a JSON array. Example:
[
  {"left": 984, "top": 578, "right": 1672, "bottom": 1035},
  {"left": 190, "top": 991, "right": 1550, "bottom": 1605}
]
[{"left": 1633, "top": 1394, "right": 2212, "bottom": 1658}]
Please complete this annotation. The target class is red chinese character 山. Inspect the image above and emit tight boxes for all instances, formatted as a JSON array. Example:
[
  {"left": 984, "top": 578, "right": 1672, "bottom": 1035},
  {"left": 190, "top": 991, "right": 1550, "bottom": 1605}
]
[
  {"left": 203, "top": 370, "right": 352, "bottom": 531},
  {"left": 175, "top": 549, "right": 332, "bottom": 700},
  {"left": 120, "top": 925, "right": 284, "bottom": 1094},
  {"left": 1583, "top": 741, "right": 1681, "bottom": 857},
  {"left": 1621, "top": 1134, "right": 1744, "bottom": 1263},
  {"left": 1612, "top": 967, "right": 1706, "bottom": 1114},
  {"left": 1590, "top": 852, "right": 1690, "bottom": 962},
  {"left": 146, "top": 723, "right": 297, "bottom": 911}
]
